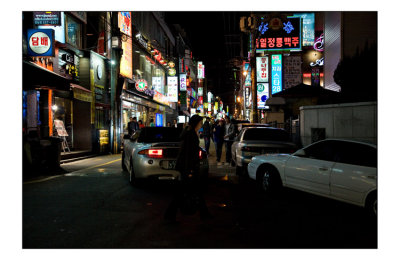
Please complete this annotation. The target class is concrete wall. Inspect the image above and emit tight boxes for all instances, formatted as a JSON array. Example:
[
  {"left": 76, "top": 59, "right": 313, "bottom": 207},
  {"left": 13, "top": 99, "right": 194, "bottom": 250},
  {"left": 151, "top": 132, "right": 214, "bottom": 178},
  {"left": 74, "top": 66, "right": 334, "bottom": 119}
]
[{"left": 300, "top": 102, "right": 377, "bottom": 146}]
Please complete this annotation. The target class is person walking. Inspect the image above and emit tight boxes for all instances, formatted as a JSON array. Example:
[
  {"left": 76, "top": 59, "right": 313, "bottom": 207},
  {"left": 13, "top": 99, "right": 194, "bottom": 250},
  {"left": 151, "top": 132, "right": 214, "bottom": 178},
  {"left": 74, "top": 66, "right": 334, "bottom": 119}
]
[
  {"left": 149, "top": 119, "right": 155, "bottom": 127},
  {"left": 213, "top": 119, "right": 225, "bottom": 163},
  {"left": 167, "top": 121, "right": 172, "bottom": 127},
  {"left": 202, "top": 117, "right": 212, "bottom": 154},
  {"left": 173, "top": 119, "right": 178, "bottom": 128},
  {"left": 224, "top": 116, "right": 235, "bottom": 164},
  {"left": 164, "top": 115, "right": 211, "bottom": 223},
  {"left": 128, "top": 117, "right": 139, "bottom": 136}
]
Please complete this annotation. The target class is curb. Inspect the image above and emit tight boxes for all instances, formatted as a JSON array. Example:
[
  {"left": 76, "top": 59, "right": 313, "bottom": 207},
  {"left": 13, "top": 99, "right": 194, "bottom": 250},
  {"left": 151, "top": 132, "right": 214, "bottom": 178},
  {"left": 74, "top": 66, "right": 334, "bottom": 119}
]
[{"left": 60, "top": 154, "right": 98, "bottom": 164}]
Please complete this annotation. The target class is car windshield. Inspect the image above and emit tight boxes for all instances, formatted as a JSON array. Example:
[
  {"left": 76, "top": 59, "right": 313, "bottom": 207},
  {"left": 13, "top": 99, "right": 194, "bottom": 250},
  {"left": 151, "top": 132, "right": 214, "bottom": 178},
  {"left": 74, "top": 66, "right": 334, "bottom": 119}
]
[
  {"left": 137, "top": 127, "right": 181, "bottom": 143},
  {"left": 243, "top": 128, "right": 290, "bottom": 142}
]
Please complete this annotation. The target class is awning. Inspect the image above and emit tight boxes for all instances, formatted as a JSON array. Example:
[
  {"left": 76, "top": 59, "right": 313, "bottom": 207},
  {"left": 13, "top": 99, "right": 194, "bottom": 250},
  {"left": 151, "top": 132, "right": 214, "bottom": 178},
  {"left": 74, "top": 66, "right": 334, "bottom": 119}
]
[
  {"left": 71, "top": 83, "right": 92, "bottom": 102},
  {"left": 23, "top": 60, "right": 70, "bottom": 90}
]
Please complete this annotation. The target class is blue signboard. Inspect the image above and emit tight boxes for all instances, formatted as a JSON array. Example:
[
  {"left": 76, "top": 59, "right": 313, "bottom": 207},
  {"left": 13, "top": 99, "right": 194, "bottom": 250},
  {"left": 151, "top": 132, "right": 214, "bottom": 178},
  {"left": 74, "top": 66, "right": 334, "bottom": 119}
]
[
  {"left": 156, "top": 113, "right": 163, "bottom": 127},
  {"left": 292, "top": 13, "right": 315, "bottom": 47},
  {"left": 27, "top": 29, "right": 54, "bottom": 56},
  {"left": 271, "top": 54, "right": 282, "bottom": 95}
]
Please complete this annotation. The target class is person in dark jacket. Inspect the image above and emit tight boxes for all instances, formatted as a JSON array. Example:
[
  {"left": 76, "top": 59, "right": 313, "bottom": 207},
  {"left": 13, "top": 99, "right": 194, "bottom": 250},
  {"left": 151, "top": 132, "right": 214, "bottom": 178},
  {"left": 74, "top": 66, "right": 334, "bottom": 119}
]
[
  {"left": 202, "top": 117, "right": 212, "bottom": 154},
  {"left": 164, "top": 115, "right": 211, "bottom": 223},
  {"left": 224, "top": 116, "right": 235, "bottom": 164},
  {"left": 213, "top": 119, "right": 225, "bottom": 163},
  {"left": 128, "top": 117, "right": 139, "bottom": 136}
]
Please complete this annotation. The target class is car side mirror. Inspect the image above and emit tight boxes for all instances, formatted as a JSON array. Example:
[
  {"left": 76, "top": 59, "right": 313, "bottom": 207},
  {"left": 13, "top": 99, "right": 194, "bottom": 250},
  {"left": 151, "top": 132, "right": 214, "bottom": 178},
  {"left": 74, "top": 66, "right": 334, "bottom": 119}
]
[{"left": 293, "top": 149, "right": 306, "bottom": 157}]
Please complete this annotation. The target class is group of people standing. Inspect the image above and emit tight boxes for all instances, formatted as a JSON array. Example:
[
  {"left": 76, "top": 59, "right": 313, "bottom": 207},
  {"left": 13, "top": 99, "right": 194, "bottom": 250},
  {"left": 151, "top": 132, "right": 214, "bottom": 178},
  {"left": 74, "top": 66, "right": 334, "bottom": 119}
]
[
  {"left": 201, "top": 116, "right": 236, "bottom": 164},
  {"left": 128, "top": 117, "right": 180, "bottom": 136}
]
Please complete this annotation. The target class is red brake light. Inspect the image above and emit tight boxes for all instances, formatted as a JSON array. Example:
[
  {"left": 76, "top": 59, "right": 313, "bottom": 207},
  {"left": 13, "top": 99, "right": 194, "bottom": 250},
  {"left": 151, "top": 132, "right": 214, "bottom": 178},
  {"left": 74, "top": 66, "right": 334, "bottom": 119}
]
[{"left": 138, "top": 149, "right": 163, "bottom": 158}]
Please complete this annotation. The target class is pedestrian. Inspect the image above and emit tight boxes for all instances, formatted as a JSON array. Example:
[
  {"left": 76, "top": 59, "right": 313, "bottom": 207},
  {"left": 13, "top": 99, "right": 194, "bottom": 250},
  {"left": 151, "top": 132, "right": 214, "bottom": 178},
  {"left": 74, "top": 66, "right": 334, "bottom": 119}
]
[
  {"left": 164, "top": 115, "right": 212, "bottom": 223},
  {"left": 138, "top": 120, "right": 145, "bottom": 129},
  {"left": 167, "top": 121, "right": 172, "bottom": 127},
  {"left": 149, "top": 119, "right": 155, "bottom": 127},
  {"left": 202, "top": 117, "right": 212, "bottom": 154},
  {"left": 213, "top": 119, "right": 225, "bottom": 163},
  {"left": 224, "top": 116, "right": 235, "bottom": 164},
  {"left": 128, "top": 117, "right": 139, "bottom": 136},
  {"left": 173, "top": 119, "right": 178, "bottom": 128}
]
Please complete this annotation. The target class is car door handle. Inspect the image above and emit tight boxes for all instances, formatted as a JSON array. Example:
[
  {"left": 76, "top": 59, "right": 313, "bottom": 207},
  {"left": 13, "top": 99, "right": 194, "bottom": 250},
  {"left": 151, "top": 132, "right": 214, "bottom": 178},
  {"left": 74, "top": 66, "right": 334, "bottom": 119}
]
[{"left": 319, "top": 167, "right": 329, "bottom": 171}]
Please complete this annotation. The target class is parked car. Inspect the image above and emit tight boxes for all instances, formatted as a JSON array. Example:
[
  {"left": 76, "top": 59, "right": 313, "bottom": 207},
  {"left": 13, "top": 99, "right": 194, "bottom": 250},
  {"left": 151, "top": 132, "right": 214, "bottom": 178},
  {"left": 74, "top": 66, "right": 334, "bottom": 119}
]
[
  {"left": 122, "top": 127, "right": 209, "bottom": 185},
  {"left": 247, "top": 139, "right": 377, "bottom": 215},
  {"left": 231, "top": 127, "right": 297, "bottom": 175}
]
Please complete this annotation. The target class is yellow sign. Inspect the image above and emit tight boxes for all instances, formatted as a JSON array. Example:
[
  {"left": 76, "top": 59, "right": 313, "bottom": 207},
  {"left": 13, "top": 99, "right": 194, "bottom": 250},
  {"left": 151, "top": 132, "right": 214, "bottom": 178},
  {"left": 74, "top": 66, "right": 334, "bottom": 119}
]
[{"left": 120, "top": 36, "right": 132, "bottom": 79}]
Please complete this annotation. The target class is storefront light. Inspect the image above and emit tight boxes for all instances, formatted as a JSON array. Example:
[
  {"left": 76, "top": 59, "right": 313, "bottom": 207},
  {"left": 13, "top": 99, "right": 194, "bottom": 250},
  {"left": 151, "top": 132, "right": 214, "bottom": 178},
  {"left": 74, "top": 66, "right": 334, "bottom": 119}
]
[
  {"left": 135, "top": 33, "right": 141, "bottom": 38},
  {"left": 52, "top": 105, "right": 58, "bottom": 111},
  {"left": 111, "top": 60, "right": 116, "bottom": 65}
]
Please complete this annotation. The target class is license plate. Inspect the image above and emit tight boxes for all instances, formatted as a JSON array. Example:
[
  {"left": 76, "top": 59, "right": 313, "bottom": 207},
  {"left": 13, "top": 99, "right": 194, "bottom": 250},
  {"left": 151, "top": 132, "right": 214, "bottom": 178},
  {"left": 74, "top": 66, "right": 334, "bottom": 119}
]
[{"left": 168, "top": 160, "right": 176, "bottom": 169}]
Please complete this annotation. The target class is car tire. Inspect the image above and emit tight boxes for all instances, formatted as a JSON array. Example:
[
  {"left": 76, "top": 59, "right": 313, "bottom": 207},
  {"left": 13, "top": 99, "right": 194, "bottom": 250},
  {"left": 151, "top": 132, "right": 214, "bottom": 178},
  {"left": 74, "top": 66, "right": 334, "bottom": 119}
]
[
  {"left": 122, "top": 152, "right": 128, "bottom": 171},
  {"left": 129, "top": 158, "right": 137, "bottom": 186},
  {"left": 257, "top": 165, "right": 282, "bottom": 194}
]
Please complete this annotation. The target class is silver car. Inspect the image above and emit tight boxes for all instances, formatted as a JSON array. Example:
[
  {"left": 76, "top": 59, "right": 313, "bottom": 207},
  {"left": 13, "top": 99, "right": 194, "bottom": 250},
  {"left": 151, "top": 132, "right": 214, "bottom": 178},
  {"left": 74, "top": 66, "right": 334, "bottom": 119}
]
[
  {"left": 231, "top": 127, "right": 297, "bottom": 176},
  {"left": 122, "top": 127, "right": 209, "bottom": 185}
]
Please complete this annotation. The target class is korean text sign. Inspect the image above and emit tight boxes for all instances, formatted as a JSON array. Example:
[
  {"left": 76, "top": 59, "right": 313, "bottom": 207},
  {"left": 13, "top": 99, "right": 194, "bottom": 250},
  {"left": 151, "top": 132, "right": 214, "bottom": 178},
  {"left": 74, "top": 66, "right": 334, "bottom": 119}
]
[
  {"left": 256, "top": 17, "right": 302, "bottom": 51},
  {"left": 167, "top": 77, "right": 178, "bottom": 102},
  {"left": 27, "top": 29, "right": 54, "bottom": 57},
  {"left": 271, "top": 54, "right": 282, "bottom": 94},
  {"left": 256, "top": 57, "right": 269, "bottom": 83}
]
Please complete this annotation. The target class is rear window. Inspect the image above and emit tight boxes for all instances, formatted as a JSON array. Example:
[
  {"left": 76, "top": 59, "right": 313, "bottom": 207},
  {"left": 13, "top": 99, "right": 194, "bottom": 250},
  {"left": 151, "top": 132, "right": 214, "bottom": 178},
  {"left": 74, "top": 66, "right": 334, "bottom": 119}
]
[
  {"left": 138, "top": 127, "right": 181, "bottom": 143},
  {"left": 243, "top": 128, "right": 290, "bottom": 142}
]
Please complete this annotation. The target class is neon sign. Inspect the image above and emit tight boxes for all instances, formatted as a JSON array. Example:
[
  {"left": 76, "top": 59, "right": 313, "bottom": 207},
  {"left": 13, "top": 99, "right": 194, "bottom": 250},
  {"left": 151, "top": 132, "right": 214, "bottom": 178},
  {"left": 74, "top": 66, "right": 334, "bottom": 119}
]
[
  {"left": 314, "top": 33, "right": 324, "bottom": 52},
  {"left": 283, "top": 21, "right": 294, "bottom": 33},
  {"left": 271, "top": 54, "right": 282, "bottom": 95}
]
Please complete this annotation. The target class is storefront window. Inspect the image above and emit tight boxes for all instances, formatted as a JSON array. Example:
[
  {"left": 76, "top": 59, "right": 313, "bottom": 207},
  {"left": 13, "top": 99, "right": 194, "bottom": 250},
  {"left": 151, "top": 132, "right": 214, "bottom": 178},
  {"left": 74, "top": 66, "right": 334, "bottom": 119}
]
[
  {"left": 122, "top": 101, "right": 148, "bottom": 134},
  {"left": 65, "top": 14, "right": 82, "bottom": 48},
  {"left": 54, "top": 97, "right": 73, "bottom": 145}
]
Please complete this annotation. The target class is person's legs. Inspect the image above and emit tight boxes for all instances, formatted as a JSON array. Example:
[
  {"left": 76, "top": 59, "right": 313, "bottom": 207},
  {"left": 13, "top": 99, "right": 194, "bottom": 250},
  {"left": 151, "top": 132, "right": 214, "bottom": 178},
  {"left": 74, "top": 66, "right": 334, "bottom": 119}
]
[
  {"left": 204, "top": 137, "right": 210, "bottom": 154},
  {"left": 216, "top": 142, "right": 223, "bottom": 162},
  {"left": 164, "top": 181, "right": 183, "bottom": 221},
  {"left": 226, "top": 141, "right": 232, "bottom": 163}
]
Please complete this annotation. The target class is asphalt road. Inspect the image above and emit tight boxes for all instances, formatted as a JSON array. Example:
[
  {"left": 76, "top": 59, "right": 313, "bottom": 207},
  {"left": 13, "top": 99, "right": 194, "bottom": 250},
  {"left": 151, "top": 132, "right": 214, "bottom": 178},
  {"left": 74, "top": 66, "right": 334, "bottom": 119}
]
[{"left": 23, "top": 153, "right": 377, "bottom": 248}]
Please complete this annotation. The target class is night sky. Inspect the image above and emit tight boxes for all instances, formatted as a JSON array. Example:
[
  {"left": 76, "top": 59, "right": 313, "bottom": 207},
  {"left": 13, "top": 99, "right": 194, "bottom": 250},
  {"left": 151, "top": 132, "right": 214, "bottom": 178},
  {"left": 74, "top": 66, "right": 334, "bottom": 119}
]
[{"left": 165, "top": 11, "right": 250, "bottom": 99}]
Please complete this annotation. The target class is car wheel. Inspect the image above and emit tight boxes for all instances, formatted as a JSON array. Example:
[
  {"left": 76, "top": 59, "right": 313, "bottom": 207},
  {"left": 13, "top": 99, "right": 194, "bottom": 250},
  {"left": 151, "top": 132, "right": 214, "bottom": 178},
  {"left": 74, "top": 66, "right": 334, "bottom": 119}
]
[
  {"left": 257, "top": 166, "right": 282, "bottom": 194},
  {"left": 122, "top": 152, "right": 128, "bottom": 171},
  {"left": 129, "top": 158, "right": 136, "bottom": 186}
]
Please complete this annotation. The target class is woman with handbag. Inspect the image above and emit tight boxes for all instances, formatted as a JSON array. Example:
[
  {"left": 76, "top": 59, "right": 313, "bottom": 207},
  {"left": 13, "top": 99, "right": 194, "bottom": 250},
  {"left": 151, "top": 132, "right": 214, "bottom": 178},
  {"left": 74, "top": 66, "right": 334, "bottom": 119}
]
[{"left": 164, "top": 115, "right": 212, "bottom": 223}]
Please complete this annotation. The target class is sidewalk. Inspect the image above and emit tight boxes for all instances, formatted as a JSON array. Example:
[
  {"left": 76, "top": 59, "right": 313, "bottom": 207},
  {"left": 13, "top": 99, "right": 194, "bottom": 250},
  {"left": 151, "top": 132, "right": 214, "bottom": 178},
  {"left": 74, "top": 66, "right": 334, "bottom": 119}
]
[{"left": 199, "top": 138, "right": 236, "bottom": 178}]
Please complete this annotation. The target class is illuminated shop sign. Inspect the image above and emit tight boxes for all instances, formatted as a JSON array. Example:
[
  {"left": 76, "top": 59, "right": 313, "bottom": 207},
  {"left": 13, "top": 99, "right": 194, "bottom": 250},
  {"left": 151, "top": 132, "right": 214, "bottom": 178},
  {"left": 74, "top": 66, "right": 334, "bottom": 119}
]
[
  {"left": 156, "top": 113, "right": 163, "bottom": 127},
  {"left": 256, "top": 17, "right": 302, "bottom": 51},
  {"left": 245, "top": 87, "right": 251, "bottom": 108},
  {"left": 257, "top": 83, "right": 269, "bottom": 109},
  {"left": 118, "top": 12, "right": 132, "bottom": 79},
  {"left": 152, "top": 77, "right": 163, "bottom": 93},
  {"left": 198, "top": 61, "right": 205, "bottom": 79},
  {"left": 271, "top": 54, "right": 282, "bottom": 94},
  {"left": 153, "top": 91, "right": 169, "bottom": 105},
  {"left": 244, "top": 62, "right": 251, "bottom": 86},
  {"left": 314, "top": 33, "right": 324, "bottom": 52},
  {"left": 135, "top": 79, "right": 148, "bottom": 92},
  {"left": 33, "top": 12, "right": 61, "bottom": 26},
  {"left": 168, "top": 68, "right": 176, "bottom": 76},
  {"left": 256, "top": 57, "right": 268, "bottom": 83},
  {"left": 179, "top": 74, "right": 187, "bottom": 91},
  {"left": 27, "top": 29, "right": 54, "bottom": 56},
  {"left": 292, "top": 13, "right": 315, "bottom": 47},
  {"left": 118, "top": 12, "right": 131, "bottom": 36},
  {"left": 198, "top": 87, "right": 203, "bottom": 96},
  {"left": 167, "top": 77, "right": 178, "bottom": 102}
]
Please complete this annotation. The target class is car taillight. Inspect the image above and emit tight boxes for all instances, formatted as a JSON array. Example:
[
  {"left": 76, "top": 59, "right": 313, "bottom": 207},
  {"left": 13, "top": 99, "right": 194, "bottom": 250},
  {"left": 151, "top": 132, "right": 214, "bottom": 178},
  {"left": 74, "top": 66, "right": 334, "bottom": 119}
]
[
  {"left": 138, "top": 149, "right": 164, "bottom": 158},
  {"left": 199, "top": 150, "right": 206, "bottom": 159}
]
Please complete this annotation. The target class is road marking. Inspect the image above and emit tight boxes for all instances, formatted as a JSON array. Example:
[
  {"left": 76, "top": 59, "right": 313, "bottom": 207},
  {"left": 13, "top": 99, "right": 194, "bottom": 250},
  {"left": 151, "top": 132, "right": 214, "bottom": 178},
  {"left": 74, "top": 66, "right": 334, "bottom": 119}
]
[
  {"left": 23, "top": 175, "right": 61, "bottom": 185},
  {"left": 23, "top": 158, "right": 122, "bottom": 185}
]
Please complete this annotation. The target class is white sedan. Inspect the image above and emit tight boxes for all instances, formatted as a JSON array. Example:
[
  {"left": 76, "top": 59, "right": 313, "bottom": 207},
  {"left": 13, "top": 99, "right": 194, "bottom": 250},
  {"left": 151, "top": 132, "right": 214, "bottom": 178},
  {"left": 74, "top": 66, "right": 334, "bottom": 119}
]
[{"left": 247, "top": 139, "right": 377, "bottom": 215}]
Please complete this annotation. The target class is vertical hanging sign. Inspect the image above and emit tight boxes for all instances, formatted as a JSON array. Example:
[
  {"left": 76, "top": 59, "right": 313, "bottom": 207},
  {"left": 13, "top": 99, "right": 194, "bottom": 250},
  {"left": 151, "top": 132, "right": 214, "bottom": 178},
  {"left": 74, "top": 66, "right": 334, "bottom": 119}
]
[
  {"left": 179, "top": 74, "right": 187, "bottom": 91},
  {"left": 256, "top": 57, "right": 269, "bottom": 82},
  {"left": 271, "top": 54, "right": 282, "bottom": 94}
]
